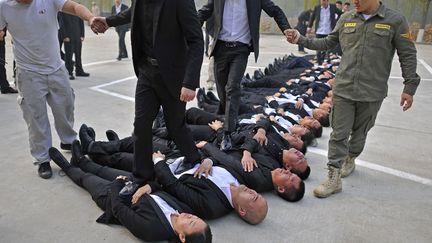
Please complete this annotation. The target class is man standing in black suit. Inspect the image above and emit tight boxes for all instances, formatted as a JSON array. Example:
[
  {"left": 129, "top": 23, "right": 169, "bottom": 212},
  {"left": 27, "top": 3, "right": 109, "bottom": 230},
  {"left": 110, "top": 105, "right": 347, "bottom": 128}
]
[
  {"left": 58, "top": 12, "right": 90, "bottom": 80},
  {"left": 198, "top": 0, "right": 291, "bottom": 151},
  {"left": 91, "top": 0, "right": 204, "bottom": 183},
  {"left": 111, "top": 0, "right": 129, "bottom": 61},
  {"left": 308, "top": 0, "right": 342, "bottom": 64}
]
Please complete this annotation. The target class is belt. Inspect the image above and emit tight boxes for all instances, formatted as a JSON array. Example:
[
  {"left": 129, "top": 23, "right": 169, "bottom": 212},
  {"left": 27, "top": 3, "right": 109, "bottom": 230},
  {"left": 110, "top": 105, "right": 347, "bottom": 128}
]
[
  {"left": 218, "top": 40, "right": 249, "bottom": 48},
  {"left": 145, "top": 56, "right": 158, "bottom": 66}
]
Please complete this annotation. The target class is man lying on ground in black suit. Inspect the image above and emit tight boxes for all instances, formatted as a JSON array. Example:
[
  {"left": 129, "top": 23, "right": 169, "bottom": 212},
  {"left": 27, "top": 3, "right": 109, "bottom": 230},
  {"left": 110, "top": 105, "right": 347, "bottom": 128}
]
[{"left": 49, "top": 142, "right": 212, "bottom": 243}]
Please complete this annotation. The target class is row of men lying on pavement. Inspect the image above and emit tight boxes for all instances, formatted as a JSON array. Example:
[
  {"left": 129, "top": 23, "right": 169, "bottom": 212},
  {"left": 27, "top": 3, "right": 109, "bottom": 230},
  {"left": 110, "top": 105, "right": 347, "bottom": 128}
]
[{"left": 47, "top": 54, "right": 336, "bottom": 242}]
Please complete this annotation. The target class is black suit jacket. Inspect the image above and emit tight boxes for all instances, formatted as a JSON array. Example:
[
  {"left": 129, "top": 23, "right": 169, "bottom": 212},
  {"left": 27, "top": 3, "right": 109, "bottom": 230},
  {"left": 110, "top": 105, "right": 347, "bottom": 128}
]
[
  {"left": 198, "top": 0, "right": 290, "bottom": 61},
  {"left": 106, "top": 0, "right": 204, "bottom": 95},
  {"left": 111, "top": 4, "right": 130, "bottom": 32},
  {"left": 154, "top": 160, "right": 234, "bottom": 220},
  {"left": 99, "top": 180, "right": 195, "bottom": 242},
  {"left": 308, "top": 4, "right": 342, "bottom": 33},
  {"left": 201, "top": 143, "right": 276, "bottom": 193},
  {"left": 58, "top": 12, "right": 84, "bottom": 40}
]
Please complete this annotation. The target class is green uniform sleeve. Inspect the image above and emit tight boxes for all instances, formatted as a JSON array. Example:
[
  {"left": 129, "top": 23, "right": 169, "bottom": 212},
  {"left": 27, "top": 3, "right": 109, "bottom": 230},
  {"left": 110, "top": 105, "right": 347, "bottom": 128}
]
[{"left": 393, "top": 15, "right": 420, "bottom": 96}]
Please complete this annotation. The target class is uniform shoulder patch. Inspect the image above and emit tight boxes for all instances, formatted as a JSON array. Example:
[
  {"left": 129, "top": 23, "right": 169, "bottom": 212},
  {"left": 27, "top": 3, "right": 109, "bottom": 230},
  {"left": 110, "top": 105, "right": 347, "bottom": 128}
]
[
  {"left": 375, "top": 24, "right": 391, "bottom": 30},
  {"left": 344, "top": 22, "right": 357, "bottom": 27}
]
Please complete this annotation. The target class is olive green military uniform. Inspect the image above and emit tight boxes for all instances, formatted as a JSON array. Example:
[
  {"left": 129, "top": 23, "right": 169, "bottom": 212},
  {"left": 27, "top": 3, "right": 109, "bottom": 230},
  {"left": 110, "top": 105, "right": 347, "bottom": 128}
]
[{"left": 298, "top": 3, "right": 420, "bottom": 168}]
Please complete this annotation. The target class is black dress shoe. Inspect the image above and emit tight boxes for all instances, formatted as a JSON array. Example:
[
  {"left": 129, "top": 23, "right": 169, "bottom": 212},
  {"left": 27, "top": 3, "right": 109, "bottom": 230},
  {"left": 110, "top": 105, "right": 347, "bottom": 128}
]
[
  {"left": 106, "top": 130, "right": 119, "bottom": 141},
  {"left": 206, "top": 91, "right": 218, "bottom": 100},
  {"left": 76, "top": 71, "right": 90, "bottom": 77},
  {"left": 220, "top": 133, "right": 233, "bottom": 151},
  {"left": 87, "top": 127, "right": 96, "bottom": 140},
  {"left": 38, "top": 162, "right": 53, "bottom": 179},
  {"left": 69, "top": 75, "right": 75, "bottom": 80},
  {"left": 71, "top": 140, "right": 85, "bottom": 166},
  {"left": 48, "top": 147, "right": 71, "bottom": 171},
  {"left": 79, "top": 124, "right": 94, "bottom": 154},
  {"left": 116, "top": 56, "right": 121, "bottom": 61},
  {"left": 1, "top": 86, "right": 18, "bottom": 94},
  {"left": 174, "top": 161, "right": 195, "bottom": 175},
  {"left": 197, "top": 88, "right": 206, "bottom": 109},
  {"left": 60, "top": 143, "right": 72, "bottom": 151}
]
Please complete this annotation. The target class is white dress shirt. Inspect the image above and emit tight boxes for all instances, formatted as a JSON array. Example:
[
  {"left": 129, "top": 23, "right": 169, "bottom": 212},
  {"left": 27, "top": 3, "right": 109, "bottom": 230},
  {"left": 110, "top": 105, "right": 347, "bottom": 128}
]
[
  {"left": 316, "top": 6, "right": 332, "bottom": 35},
  {"left": 218, "top": 0, "right": 251, "bottom": 45}
]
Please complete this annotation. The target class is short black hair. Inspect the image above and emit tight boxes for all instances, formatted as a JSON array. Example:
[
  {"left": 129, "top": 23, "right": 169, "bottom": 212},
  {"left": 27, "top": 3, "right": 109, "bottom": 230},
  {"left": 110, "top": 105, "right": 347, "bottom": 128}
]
[
  {"left": 310, "top": 126, "right": 323, "bottom": 138},
  {"left": 318, "top": 114, "right": 330, "bottom": 127},
  {"left": 276, "top": 180, "right": 305, "bottom": 202},
  {"left": 336, "top": 1, "right": 342, "bottom": 4},
  {"left": 344, "top": 2, "right": 351, "bottom": 6},
  {"left": 184, "top": 224, "right": 212, "bottom": 243},
  {"left": 294, "top": 166, "right": 311, "bottom": 180},
  {"left": 299, "top": 141, "right": 307, "bottom": 154},
  {"left": 301, "top": 130, "right": 315, "bottom": 146}
]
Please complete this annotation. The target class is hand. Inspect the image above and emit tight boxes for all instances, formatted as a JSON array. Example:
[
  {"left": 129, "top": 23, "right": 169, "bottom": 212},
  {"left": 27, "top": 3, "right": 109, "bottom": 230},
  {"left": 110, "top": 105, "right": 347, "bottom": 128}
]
[
  {"left": 193, "top": 158, "right": 213, "bottom": 178},
  {"left": 116, "top": 175, "right": 128, "bottom": 181},
  {"left": 295, "top": 99, "right": 304, "bottom": 109},
  {"left": 279, "top": 87, "right": 287, "bottom": 93},
  {"left": 180, "top": 87, "right": 195, "bottom": 102},
  {"left": 307, "top": 27, "right": 312, "bottom": 34},
  {"left": 131, "top": 184, "right": 152, "bottom": 204},
  {"left": 63, "top": 37, "right": 70, "bottom": 42},
  {"left": 195, "top": 141, "right": 208, "bottom": 149},
  {"left": 90, "top": 16, "right": 108, "bottom": 34},
  {"left": 152, "top": 151, "right": 165, "bottom": 163},
  {"left": 80, "top": 37, "right": 84, "bottom": 42},
  {"left": 306, "top": 88, "right": 313, "bottom": 96},
  {"left": 269, "top": 115, "right": 276, "bottom": 122},
  {"left": 241, "top": 151, "right": 258, "bottom": 172},
  {"left": 253, "top": 128, "right": 268, "bottom": 146},
  {"left": 0, "top": 30, "right": 5, "bottom": 41},
  {"left": 400, "top": 93, "right": 413, "bottom": 111},
  {"left": 285, "top": 29, "right": 300, "bottom": 44},
  {"left": 208, "top": 120, "right": 223, "bottom": 131}
]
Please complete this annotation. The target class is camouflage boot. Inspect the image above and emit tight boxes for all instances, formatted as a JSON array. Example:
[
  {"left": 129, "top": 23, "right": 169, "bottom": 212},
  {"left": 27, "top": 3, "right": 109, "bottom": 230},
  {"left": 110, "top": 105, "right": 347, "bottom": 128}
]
[
  {"left": 313, "top": 166, "right": 342, "bottom": 198},
  {"left": 341, "top": 156, "right": 356, "bottom": 178}
]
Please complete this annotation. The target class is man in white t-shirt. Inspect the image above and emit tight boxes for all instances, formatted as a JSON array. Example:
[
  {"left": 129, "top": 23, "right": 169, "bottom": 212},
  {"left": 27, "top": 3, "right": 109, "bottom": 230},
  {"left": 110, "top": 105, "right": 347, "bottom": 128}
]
[{"left": 0, "top": 0, "right": 99, "bottom": 179}]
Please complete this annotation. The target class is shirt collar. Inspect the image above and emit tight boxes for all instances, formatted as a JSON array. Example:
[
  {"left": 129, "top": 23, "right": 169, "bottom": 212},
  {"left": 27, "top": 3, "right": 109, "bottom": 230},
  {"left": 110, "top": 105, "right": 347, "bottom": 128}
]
[{"left": 353, "top": 2, "right": 386, "bottom": 19}]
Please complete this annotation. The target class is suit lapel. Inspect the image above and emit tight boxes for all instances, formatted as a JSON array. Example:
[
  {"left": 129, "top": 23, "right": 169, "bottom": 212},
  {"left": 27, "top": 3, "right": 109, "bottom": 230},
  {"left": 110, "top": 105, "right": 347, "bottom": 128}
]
[
  {"left": 145, "top": 194, "right": 177, "bottom": 236},
  {"left": 153, "top": 0, "right": 166, "bottom": 44}
]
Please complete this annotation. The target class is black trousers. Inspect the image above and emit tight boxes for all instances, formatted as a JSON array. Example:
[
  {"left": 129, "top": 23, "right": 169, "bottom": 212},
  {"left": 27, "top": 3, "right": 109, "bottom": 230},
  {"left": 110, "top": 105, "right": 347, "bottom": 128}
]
[
  {"left": 213, "top": 42, "right": 250, "bottom": 132},
  {"left": 117, "top": 30, "right": 128, "bottom": 58},
  {"left": 0, "top": 39, "right": 11, "bottom": 90},
  {"left": 315, "top": 34, "right": 328, "bottom": 64},
  {"left": 65, "top": 159, "right": 133, "bottom": 211},
  {"left": 64, "top": 38, "right": 84, "bottom": 75},
  {"left": 133, "top": 62, "right": 200, "bottom": 181}
]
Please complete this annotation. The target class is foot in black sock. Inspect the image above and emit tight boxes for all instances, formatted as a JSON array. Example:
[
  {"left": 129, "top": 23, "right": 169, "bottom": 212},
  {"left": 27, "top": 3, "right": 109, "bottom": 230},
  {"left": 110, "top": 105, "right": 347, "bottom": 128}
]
[{"left": 106, "top": 130, "right": 120, "bottom": 141}]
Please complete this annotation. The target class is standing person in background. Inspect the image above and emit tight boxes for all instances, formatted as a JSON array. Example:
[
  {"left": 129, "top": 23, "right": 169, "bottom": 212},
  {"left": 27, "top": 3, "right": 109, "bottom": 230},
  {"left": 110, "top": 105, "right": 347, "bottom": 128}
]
[
  {"left": 205, "top": 17, "right": 215, "bottom": 91},
  {"left": 295, "top": 9, "right": 312, "bottom": 55},
  {"left": 0, "top": 0, "right": 100, "bottom": 179},
  {"left": 343, "top": 2, "right": 351, "bottom": 12},
  {"left": 58, "top": 12, "right": 90, "bottom": 80},
  {"left": 198, "top": 0, "right": 292, "bottom": 151},
  {"left": 111, "top": 0, "right": 129, "bottom": 61},
  {"left": 308, "top": 0, "right": 343, "bottom": 64},
  {"left": 91, "top": 1, "right": 100, "bottom": 17},
  {"left": 0, "top": 27, "right": 18, "bottom": 94},
  {"left": 335, "top": 1, "right": 343, "bottom": 11},
  {"left": 286, "top": 0, "right": 420, "bottom": 198}
]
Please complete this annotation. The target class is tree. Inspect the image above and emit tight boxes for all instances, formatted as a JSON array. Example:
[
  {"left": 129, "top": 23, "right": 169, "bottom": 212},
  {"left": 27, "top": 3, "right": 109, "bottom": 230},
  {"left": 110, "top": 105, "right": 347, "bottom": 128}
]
[{"left": 417, "top": 0, "right": 432, "bottom": 42}]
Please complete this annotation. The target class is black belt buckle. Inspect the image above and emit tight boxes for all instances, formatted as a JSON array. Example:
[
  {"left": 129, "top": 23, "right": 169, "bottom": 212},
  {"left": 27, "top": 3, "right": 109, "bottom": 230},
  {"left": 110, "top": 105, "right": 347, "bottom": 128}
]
[{"left": 146, "top": 57, "right": 158, "bottom": 66}]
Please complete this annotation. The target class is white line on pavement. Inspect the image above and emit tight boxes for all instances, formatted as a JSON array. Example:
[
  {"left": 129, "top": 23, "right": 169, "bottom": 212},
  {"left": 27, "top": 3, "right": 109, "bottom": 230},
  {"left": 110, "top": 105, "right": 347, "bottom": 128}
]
[
  {"left": 307, "top": 147, "right": 432, "bottom": 186},
  {"left": 390, "top": 76, "right": 432, "bottom": 81},
  {"left": 83, "top": 59, "right": 127, "bottom": 67},
  {"left": 419, "top": 59, "right": 432, "bottom": 76}
]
